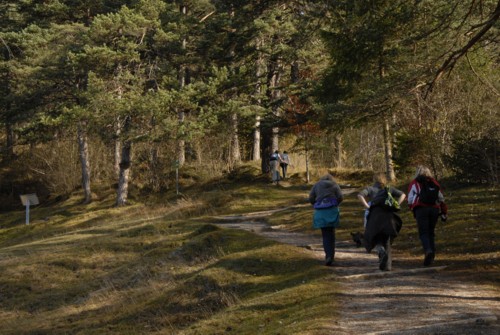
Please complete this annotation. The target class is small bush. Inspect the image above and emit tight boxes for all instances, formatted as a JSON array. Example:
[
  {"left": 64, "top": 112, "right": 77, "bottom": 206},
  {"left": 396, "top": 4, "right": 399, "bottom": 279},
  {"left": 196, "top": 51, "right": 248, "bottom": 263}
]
[{"left": 447, "top": 134, "right": 499, "bottom": 184}]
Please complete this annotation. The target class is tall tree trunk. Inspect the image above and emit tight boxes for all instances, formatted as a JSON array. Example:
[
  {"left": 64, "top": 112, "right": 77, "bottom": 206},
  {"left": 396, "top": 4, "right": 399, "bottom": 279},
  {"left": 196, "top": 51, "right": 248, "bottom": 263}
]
[
  {"left": 114, "top": 80, "right": 124, "bottom": 177},
  {"left": 261, "top": 126, "right": 272, "bottom": 174},
  {"left": 379, "top": 56, "right": 396, "bottom": 181},
  {"left": 253, "top": 39, "right": 264, "bottom": 161},
  {"left": 226, "top": 5, "right": 241, "bottom": 167},
  {"left": 149, "top": 145, "right": 160, "bottom": 192},
  {"left": 253, "top": 115, "right": 261, "bottom": 161},
  {"left": 177, "top": 3, "right": 188, "bottom": 167},
  {"left": 77, "top": 121, "right": 92, "bottom": 204},
  {"left": 149, "top": 116, "right": 161, "bottom": 192},
  {"left": 116, "top": 115, "right": 132, "bottom": 207},
  {"left": 267, "top": 55, "right": 282, "bottom": 152},
  {"left": 261, "top": 44, "right": 283, "bottom": 173},
  {"left": 335, "top": 134, "right": 343, "bottom": 168},
  {"left": 272, "top": 127, "right": 279, "bottom": 152},
  {"left": 5, "top": 122, "right": 15, "bottom": 160},
  {"left": 230, "top": 112, "right": 241, "bottom": 165},
  {"left": 114, "top": 116, "right": 122, "bottom": 177},
  {"left": 304, "top": 128, "right": 310, "bottom": 183},
  {"left": 176, "top": 112, "right": 185, "bottom": 166},
  {"left": 383, "top": 117, "right": 396, "bottom": 181}
]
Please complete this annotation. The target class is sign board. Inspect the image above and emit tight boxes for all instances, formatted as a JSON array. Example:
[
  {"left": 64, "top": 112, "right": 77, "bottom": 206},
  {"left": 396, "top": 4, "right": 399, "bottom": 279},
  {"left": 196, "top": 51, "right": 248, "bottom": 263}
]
[
  {"left": 20, "top": 194, "right": 39, "bottom": 225},
  {"left": 20, "top": 194, "right": 40, "bottom": 206}
]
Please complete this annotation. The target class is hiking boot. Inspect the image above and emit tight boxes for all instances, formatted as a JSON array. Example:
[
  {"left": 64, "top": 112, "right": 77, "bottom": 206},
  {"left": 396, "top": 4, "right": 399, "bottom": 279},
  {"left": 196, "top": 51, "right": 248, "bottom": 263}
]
[
  {"left": 325, "top": 257, "right": 333, "bottom": 266},
  {"left": 378, "top": 247, "right": 388, "bottom": 271},
  {"left": 424, "top": 252, "right": 435, "bottom": 266}
]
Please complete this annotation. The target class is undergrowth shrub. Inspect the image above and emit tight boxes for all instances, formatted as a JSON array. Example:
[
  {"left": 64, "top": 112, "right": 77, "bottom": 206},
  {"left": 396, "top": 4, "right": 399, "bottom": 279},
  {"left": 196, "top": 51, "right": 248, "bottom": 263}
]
[{"left": 447, "top": 134, "right": 499, "bottom": 184}]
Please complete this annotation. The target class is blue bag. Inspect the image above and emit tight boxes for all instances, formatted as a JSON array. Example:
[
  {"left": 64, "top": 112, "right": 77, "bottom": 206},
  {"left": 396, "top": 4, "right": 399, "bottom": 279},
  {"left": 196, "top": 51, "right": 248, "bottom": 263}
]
[{"left": 313, "top": 197, "right": 339, "bottom": 209}]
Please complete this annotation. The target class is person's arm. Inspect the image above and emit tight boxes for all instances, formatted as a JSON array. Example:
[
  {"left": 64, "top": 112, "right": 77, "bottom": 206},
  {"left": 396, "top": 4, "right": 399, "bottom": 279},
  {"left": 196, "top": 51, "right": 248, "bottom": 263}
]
[
  {"left": 438, "top": 190, "right": 445, "bottom": 203},
  {"left": 407, "top": 181, "right": 418, "bottom": 207},
  {"left": 397, "top": 193, "right": 406, "bottom": 205},
  {"left": 438, "top": 190, "right": 448, "bottom": 221},
  {"left": 357, "top": 194, "right": 370, "bottom": 209},
  {"left": 390, "top": 187, "right": 406, "bottom": 205}
]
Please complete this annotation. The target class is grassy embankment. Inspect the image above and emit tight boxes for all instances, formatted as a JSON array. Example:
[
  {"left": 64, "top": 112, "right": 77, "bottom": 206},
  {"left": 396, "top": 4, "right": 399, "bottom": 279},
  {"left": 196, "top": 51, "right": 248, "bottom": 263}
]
[{"left": 0, "top": 166, "right": 498, "bottom": 334}]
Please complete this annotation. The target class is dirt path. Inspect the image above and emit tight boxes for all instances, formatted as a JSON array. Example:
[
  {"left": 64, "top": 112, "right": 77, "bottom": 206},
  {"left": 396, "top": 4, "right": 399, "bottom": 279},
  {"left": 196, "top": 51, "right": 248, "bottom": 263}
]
[{"left": 214, "top": 206, "right": 500, "bottom": 335}]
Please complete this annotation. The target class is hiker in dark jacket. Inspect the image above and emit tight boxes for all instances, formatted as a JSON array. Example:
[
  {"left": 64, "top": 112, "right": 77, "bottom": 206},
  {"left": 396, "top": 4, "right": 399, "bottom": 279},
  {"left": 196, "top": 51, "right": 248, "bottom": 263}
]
[
  {"left": 309, "top": 174, "right": 344, "bottom": 266},
  {"left": 408, "top": 166, "right": 447, "bottom": 266},
  {"left": 358, "top": 173, "right": 406, "bottom": 271}
]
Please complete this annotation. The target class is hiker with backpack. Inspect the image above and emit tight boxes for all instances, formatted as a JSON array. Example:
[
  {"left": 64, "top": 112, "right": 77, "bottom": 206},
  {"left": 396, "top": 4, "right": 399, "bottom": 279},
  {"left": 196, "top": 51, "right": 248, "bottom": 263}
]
[
  {"left": 358, "top": 172, "right": 406, "bottom": 271},
  {"left": 408, "top": 166, "right": 448, "bottom": 266},
  {"left": 269, "top": 150, "right": 282, "bottom": 184},
  {"left": 309, "top": 173, "right": 344, "bottom": 266}
]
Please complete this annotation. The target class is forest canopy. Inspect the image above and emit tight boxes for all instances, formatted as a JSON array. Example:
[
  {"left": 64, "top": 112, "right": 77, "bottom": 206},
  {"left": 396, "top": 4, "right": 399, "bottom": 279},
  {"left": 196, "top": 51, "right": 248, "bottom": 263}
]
[{"left": 1, "top": 0, "right": 499, "bottom": 206}]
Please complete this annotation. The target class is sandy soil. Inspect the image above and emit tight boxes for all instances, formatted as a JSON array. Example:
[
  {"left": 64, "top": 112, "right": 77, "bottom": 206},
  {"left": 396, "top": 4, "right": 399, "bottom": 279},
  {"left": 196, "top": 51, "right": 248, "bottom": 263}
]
[{"left": 214, "top": 206, "right": 500, "bottom": 335}]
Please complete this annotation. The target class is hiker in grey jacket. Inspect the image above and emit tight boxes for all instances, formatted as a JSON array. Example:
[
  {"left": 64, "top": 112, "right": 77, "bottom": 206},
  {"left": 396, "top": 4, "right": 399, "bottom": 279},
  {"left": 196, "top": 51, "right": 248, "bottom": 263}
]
[
  {"left": 280, "top": 151, "right": 291, "bottom": 179},
  {"left": 309, "top": 174, "right": 344, "bottom": 266}
]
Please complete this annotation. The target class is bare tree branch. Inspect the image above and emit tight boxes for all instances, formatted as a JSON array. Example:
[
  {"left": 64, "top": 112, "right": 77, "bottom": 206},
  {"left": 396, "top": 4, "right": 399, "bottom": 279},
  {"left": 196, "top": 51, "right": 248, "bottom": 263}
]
[
  {"left": 466, "top": 53, "right": 500, "bottom": 97},
  {"left": 425, "top": 0, "right": 500, "bottom": 98}
]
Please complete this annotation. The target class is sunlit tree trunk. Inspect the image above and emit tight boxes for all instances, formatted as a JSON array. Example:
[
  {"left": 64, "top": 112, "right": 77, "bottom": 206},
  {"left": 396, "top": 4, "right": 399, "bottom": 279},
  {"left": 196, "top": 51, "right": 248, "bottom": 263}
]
[
  {"left": 304, "top": 129, "right": 310, "bottom": 183},
  {"left": 177, "top": 3, "right": 188, "bottom": 167},
  {"left": 77, "top": 121, "right": 92, "bottom": 204},
  {"left": 114, "top": 116, "right": 121, "bottom": 177},
  {"left": 383, "top": 117, "right": 396, "bottom": 181},
  {"left": 253, "top": 39, "right": 264, "bottom": 161},
  {"left": 116, "top": 115, "right": 132, "bottom": 206},
  {"left": 335, "top": 134, "right": 343, "bottom": 168},
  {"left": 380, "top": 57, "right": 396, "bottom": 181},
  {"left": 253, "top": 115, "right": 261, "bottom": 161},
  {"left": 268, "top": 55, "right": 282, "bottom": 152},
  {"left": 114, "top": 80, "right": 123, "bottom": 178},
  {"left": 230, "top": 112, "right": 241, "bottom": 165},
  {"left": 227, "top": 6, "right": 241, "bottom": 166},
  {"left": 149, "top": 116, "right": 160, "bottom": 192}
]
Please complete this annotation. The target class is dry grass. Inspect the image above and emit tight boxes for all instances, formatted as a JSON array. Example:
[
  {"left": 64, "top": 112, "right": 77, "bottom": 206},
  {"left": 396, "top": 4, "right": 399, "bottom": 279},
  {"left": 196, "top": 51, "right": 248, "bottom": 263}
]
[
  {"left": 0, "top": 166, "right": 498, "bottom": 334},
  {"left": 0, "top": 169, "right": 337, "bottom": 334}
]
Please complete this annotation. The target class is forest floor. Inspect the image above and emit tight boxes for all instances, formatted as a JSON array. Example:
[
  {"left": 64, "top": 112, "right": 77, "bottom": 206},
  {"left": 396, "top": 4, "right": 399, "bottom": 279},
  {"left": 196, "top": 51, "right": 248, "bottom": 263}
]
[{"left": 213, "top": 197, "right": 500, "bottom": 335}]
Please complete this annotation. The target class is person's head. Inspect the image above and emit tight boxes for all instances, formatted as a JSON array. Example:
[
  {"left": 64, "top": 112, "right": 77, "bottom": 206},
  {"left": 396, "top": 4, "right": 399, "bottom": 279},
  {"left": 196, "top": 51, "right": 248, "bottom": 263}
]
[
  {"left": 283, "top": 151, "right": 287, "bottom": 154},
  {"left": 373, "top": 172, "right": 387, "bottom": 188},
  {"left": 320, "top": 174, "right": 334, "bottom": 182},
  {"left": 414, "top": 165, "right": 433, "bottom": 179},
  {"left": 274, "top": 150, "right": 279, "bottom": 154}
]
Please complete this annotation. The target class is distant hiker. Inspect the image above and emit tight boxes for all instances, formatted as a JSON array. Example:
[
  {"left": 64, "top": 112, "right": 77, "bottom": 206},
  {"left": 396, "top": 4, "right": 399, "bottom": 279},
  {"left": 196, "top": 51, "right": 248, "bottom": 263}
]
[
  {"left": 358, "top": 172, "right": 406, "bottom": 271},
  {"left": 309, "top": 174, "right": 344, "bottom": 266},
  {"left": 280, "top": 151, "right": 291, "bottom": 179},
  {"left": 408, "top": 166, "right": 448, "bottom": 266},
  {"left": 269, "top": 150, "right": 282, "bottom": 184}
]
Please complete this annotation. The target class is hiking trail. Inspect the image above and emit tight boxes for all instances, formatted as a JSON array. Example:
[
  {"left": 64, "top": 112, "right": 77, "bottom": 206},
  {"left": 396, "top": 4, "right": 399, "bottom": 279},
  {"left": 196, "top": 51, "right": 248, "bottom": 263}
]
[{"left": 213, "top": 203, "right": 499, "bottom": 335}]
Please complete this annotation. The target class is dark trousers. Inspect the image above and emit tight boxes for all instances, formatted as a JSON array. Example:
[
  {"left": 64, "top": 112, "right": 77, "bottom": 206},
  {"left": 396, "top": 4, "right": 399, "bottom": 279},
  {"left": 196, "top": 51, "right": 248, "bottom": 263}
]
[
  {"left": 415, "top": 206, "right": 439, "bottom": 254},
  {"left": 280, "top": 163, "right": 288, "bottom": 179},
  {"left": 321, "top": 227, "right": 335, "bottom": 259}
]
